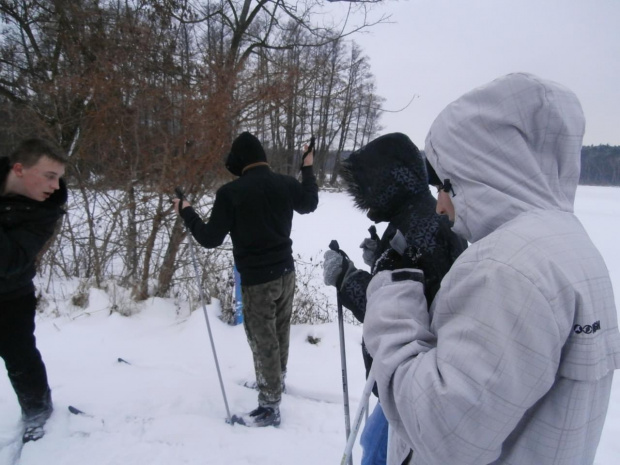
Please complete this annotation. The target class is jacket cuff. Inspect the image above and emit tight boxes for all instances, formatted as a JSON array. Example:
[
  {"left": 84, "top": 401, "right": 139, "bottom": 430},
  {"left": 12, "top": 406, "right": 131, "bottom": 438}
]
[
  {"left": 179, "top": 205, "right": 197, "bottom": 224},
  {"left": 366, "top": 268, "right": 424, "bottom": 297}
]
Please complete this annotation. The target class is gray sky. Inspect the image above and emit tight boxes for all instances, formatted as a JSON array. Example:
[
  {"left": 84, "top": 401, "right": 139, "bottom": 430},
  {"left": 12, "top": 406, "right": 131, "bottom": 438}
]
[{"left": 329, "top": 0, "right": 620, "bottom": 147}]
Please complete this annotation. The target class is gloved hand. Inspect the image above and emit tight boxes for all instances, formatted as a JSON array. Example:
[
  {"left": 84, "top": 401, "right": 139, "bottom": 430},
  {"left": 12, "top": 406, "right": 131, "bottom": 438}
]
[
  {"left": 374, "top": 245, "right": 420, "bottom": 274},
  {"left": 359, "top": 237, "right": 379, "bottom": 267},
  {"left": 323, "top": 250, "right": 357, "bottom": 288}
]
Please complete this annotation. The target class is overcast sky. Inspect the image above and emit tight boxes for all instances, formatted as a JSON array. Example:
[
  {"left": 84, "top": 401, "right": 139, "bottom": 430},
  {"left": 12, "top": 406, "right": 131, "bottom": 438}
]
[{"left": 328, "top": 0, "right": 620, "bottom": 147}]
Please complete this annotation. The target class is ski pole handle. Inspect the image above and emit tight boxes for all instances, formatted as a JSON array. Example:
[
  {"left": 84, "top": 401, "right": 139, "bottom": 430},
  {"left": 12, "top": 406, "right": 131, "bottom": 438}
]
[
  {"left": 303, "top": 136, "right": 315, "bottom": 159},
  {"left": 368, "top": 225, "right": 379, "bottom": 242},
  {"left": 329, "top": 240, "right": 350, "bottom": 262},
  {"left": 329, "top": 240, "right": 351, "bottom": 290},
  {"left": 174, "top": 187, "right": 186, "bottom": 211},
  {"left": 300, "top": 136, "right": 315, "bottom": 170}
]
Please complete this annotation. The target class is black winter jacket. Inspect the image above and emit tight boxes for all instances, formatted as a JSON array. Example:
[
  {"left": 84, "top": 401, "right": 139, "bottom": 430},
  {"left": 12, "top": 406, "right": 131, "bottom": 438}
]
[
  {"left": 181, "top": 164, "right": 318, "bottom": 286},
  {"left": 339, "top": 133, "right": 467, "bottom": 385},
  {"left": 340, "top": 133, "right": 466, "bottom": 320},
  {"left": 0, "top": 157, "right": 67, "bottom": 301}
]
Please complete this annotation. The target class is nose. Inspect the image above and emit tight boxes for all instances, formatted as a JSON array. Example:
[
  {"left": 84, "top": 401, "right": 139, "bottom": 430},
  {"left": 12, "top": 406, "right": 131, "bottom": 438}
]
[
  {"left": 436, "top": 191, "right": 449, "bottom": 216},
  {"left": 436, "top": 204, "right": 450, "bottom": 217},
  {"left": 51, "top": 178, "right": 60, "bottom": 190}
]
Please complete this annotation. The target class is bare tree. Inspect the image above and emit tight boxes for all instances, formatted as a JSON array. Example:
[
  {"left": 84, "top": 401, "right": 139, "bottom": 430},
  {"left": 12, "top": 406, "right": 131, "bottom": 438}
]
[{"left": 1, "top": 0, "right": 388, "bottom": 314}]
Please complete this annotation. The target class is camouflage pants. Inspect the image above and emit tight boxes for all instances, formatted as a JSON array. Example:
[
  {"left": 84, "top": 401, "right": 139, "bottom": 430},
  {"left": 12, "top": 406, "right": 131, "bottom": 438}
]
[{"left": 241, "top": 270, "right": 295, "bottom": 408}]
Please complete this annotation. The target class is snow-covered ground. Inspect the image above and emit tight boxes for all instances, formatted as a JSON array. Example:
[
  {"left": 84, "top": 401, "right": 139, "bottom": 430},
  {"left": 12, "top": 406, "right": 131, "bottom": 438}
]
[{"left": 1, "top": 187, "right": 619, "bottom": 465}]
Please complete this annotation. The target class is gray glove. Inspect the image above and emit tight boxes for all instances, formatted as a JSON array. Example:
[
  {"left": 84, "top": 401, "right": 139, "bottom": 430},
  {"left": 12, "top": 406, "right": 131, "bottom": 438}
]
[
  {"left": 359, "top": 237, "right": 379, "bottom": 267},
  {"left": 323, "top": 250, "right": 356, "bottom": 288}
]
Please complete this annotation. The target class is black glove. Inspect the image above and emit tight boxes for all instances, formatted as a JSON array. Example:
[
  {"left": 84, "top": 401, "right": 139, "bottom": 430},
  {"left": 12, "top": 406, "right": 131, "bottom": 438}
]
[{"left": 373, "top": 245, "right": 420, "bottom": 273}]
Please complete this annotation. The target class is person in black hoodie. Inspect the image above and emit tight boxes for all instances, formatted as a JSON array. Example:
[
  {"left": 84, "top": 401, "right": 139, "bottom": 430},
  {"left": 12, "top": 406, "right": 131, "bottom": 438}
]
[
  {"left": 0, "top": 138, "right": 68, "bottom": 443},
  {"left": 323, "top": 132, "right": 467, "bottom": 464},
  {"left": 174, "top": 132, "right": 318, "bottom": 427}
]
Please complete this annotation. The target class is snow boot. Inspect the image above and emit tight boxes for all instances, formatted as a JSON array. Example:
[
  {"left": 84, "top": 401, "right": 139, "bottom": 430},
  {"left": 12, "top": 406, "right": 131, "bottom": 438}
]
[
  {"left": 23, "top": 424, "right": 45, "bottom": 443},
  {"left": 22, "top": 405, "right": 53, "bottom": 443},
  {"left": 248, "top": 405, "right": 281, "bottom": 427}
]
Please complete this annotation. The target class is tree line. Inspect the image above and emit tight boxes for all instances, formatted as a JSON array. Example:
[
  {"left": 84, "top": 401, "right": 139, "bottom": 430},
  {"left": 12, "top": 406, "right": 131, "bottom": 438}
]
[
  {"left": 0, "top": 0, "right": 385, "bottom": 316},
  {"left": 5, "top": 1, "right": 615, "bottom": 319},
  {"left": 580, "top": 145, "right": 620, "bottom": 186}
]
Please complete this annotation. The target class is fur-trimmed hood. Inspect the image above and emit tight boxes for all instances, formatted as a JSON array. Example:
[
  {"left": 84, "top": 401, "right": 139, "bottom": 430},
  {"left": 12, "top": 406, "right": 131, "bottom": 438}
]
[{"left": 341, "top": 133, "right": 432, "bottom": 223}]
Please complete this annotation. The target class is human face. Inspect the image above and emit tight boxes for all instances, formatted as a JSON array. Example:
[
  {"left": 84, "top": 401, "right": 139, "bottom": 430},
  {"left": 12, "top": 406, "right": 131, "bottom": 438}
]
[
  {"left": 13, "top": 156, "right": 65, "bottom": 201},
  {"left": 436, "top": 190, "right": 455, "bottom": 222}
]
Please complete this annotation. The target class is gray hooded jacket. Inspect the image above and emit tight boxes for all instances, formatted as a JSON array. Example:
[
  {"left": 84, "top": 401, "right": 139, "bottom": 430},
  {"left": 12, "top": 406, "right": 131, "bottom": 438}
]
[{"left": 363, "top": 73, "right": 620, "bottom": 465}]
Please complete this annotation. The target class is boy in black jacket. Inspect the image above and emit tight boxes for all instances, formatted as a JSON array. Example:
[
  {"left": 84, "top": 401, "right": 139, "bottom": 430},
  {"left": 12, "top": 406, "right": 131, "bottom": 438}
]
[
  {"left": 174, "top": 132, "right": 318, "bottom": 427},
  {"left": 0, "top": 138, "right": 67, "bottom": 443}
]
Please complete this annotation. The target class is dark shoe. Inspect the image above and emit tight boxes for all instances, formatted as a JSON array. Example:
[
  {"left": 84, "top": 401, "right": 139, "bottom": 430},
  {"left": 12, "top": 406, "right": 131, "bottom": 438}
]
[
  {"left": 23, "top": 424, "right": 45, "bottom": 443},
  {"left": 249, "top": 405, "right": 281, "bottom": 427},
  {"left": 22, "top": 406, "right": 53, "bottom": 443}
]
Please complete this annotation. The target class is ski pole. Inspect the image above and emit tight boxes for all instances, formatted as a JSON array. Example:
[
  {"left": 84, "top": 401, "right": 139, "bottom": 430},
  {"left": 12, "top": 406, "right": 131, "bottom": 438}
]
[
  {"left": 329, "top": 239, "right": 353, "bottom": 465},
  {"left": 340, "top": 371, "right": 376, "bottom": 465},
  {"left": 175, "top": 188, "right": 232, "bottom": 424}
]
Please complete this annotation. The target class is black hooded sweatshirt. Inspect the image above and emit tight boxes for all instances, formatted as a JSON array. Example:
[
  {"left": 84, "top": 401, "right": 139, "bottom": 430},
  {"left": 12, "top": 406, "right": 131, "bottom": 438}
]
[
  {"left": 0, "top": 157, "right": 67, "bottom": 301},
  {"left": 339, "top": 133, "right": 467, "bottom": 380},
  {"left": 180, "top": 133, "right": 319, "bottom": 286}
]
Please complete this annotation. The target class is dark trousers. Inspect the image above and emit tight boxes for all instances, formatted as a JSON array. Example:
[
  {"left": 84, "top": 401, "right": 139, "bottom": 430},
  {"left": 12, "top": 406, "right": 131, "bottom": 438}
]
[
  {"left": 0, "top": 293, "right": 52, "bottom": 419},
  {"left": 241, "top": 270, "right": 295, "bottom": 408}
]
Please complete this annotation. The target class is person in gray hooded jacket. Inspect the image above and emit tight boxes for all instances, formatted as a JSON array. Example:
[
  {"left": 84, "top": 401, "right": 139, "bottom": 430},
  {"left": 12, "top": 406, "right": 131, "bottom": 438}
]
[{"left": 363, "top": 73, "right": 620, "bottom": 464}]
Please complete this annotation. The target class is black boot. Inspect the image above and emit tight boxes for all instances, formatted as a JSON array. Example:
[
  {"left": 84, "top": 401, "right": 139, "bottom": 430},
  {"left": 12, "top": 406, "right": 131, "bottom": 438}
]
[
  {"left": 22, "top": 406, "right": 53, "bottom": 443},
  {"left": 21, "top": 390, "right": 53, "bottom": 443},
  {"left": 248, "top": 405, "right": 281, "bottom": 427}
]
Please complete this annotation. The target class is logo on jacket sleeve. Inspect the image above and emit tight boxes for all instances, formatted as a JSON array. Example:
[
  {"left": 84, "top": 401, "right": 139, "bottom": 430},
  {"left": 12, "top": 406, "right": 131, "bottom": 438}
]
[{"left": 573, "top": 320, "right": 601, "bottom": 335}]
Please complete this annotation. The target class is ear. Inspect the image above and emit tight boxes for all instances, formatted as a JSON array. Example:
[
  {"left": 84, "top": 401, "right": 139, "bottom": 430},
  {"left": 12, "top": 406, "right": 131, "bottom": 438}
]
[{"left": 12, "top": 162, "right": 25, "bottom": 177}]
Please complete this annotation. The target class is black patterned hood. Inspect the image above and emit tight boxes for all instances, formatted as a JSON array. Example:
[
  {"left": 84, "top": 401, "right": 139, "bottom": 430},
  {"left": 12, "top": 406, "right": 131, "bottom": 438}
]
[
  {"left": 339, "top": 133, "right": 468, "bottom": 328},
  {"left": 341, "top": 133, "right": 430, "bottom": 222}
]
